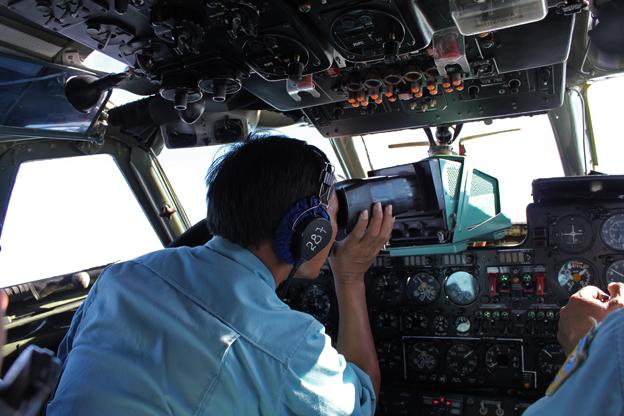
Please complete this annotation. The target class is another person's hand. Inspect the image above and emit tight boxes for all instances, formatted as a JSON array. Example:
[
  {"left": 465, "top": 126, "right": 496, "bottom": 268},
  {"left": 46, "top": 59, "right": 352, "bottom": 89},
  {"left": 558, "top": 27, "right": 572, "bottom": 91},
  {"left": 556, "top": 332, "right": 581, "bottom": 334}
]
[
  {"left": 329, "top": 203, "right": 394, "bottom": 285},
  {"left": 557, "top": 283, "right": 624, "bottom": 355}
]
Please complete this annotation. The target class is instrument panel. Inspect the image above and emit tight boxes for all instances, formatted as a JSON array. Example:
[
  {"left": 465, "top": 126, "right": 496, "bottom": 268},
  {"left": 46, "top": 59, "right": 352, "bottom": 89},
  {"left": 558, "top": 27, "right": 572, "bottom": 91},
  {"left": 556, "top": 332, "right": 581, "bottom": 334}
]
[
  {"left": 282, "top": 187, "right": 624, "bottom": 415},
  {"left": 282, "top": 249, "right": 564, "bottom": 415}
]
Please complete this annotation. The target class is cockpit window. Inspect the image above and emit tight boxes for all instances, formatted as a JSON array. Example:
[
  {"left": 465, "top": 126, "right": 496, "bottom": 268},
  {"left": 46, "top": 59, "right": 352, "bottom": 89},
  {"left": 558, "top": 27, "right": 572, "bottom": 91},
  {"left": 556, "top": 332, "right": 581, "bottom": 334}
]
[
  {"left": 362, "top": 115, "right": 564, "bottom": 223},
  {"left": 157, "top": 127, "right": 346, "bottom": 225},
  {"left": 588, "top": 76, "right": 624, "bottom": 174},
  {"left": 158, "top": 145, "right": 234, "bottom": 224},
  {"left": 0, "top": 155, "right": 162, "bottom": 287}
]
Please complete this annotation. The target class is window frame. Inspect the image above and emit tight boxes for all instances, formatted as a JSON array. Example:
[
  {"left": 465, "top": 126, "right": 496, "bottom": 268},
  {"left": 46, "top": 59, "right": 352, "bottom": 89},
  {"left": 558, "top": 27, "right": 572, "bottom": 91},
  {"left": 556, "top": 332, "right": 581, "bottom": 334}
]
[{"left": 0, "top": 134, "right": 188, "bottom": 250}]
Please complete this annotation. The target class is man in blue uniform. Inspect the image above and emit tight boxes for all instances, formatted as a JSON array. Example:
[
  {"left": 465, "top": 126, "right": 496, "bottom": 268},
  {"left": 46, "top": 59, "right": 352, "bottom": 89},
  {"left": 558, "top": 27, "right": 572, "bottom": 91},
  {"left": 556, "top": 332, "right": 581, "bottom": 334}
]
[
  {"left": 523, "top": 283, "right": 624, "bottom": 415},
  {"left": 47, "top": 137, "right": 394, "bottom": 415}
]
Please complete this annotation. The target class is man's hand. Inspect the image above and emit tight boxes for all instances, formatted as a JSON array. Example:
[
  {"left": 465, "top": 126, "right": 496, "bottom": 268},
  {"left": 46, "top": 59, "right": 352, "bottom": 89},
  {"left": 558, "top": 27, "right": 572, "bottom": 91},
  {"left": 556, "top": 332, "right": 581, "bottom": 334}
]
[
  {"left": 558, "top": 283, "right": 624, "bottom": 356},
  {"left": 329, "top": 203, "right": 394, "bottom": 285}
]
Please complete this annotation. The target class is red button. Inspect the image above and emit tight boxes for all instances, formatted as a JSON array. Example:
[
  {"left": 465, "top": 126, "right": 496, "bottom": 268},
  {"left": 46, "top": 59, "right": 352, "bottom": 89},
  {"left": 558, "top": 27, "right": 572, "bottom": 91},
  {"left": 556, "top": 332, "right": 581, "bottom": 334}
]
[
  {"left": 488, "top": 273, "right": 498, "bottom": 296},
  {"left": 535, "top": 272, "right": 545, "bottom": 296}
]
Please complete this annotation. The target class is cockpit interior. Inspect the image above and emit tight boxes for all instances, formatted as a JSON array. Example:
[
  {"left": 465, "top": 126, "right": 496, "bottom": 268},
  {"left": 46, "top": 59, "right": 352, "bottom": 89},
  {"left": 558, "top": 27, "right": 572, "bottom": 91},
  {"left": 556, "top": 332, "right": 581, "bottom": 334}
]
[{"left": 1, "top": 0, "right": 624, "bottom": 414}]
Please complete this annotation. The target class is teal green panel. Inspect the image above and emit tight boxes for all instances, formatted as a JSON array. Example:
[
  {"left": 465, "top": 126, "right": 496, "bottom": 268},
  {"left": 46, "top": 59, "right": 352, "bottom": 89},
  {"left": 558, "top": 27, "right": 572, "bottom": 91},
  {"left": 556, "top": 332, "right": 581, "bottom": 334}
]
[{"left": 388, "top": 242, "right": 469, "bottom": 256}]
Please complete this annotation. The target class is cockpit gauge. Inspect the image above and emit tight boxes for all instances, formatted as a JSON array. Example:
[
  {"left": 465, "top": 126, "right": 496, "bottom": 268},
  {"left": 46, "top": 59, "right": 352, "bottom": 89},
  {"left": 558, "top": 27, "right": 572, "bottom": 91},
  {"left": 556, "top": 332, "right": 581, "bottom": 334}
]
[
  {"left": 557, "top": 260, "right": 593, "bottom": 294},
  {"left": 431, "top": 315, "right": 448, "bottom": 334},
  {"left": 299, "top": 284, "right": 331, "bottom": 324},
  {"left": 374, "top": 311, "right": 400, "bottom": 331},
  {"left": 601, "top": 213, "right": 624, "bottom": 251},
  {"left": 552, "top": 215, "right": 593, "bottom": 253},
  {"left": 444, "top": 271, "right": 479, "bottom": 306},
  {"left": 406, "top": 272, "right": 440, "bottom": 305},
  {"left": 537, "top": 344, "right": 565, "bottom": 377},
  {"left": 606, "top": 259, "right": 624, "bottom": 284},
  {"left": 432, "top": 315, "right": 449, "bottom": 334},
  {"left": 454, "top": 316, "right": 471, "bottom": 334},
  {"left": 403, "top": 311, "right": 428, "bottom": 332},
  {"left": 371, "top": 273, "right": 404, "bottom": 305},
  {"left": 446, "top": 344, "right": 478, "bottom": 377},
  {"left": 407, "top": 343, "right": 439, "bottom": 374},
  {"left": 485, "top": 344, "right": 521, "bottom": 377},
  {"left": 377, "top": 342, "right": 403, "bottom": 372}
]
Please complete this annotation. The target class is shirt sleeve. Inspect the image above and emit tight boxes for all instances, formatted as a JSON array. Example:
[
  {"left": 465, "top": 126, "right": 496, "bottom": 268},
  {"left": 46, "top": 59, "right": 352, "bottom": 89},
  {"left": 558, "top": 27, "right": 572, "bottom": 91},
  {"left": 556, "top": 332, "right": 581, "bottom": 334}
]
[
  {"left": 281, "top": 322, "right": 376, "bottom": 416},
  {"left": 523, "top": 309, "right": 624, "bottom": 416}
]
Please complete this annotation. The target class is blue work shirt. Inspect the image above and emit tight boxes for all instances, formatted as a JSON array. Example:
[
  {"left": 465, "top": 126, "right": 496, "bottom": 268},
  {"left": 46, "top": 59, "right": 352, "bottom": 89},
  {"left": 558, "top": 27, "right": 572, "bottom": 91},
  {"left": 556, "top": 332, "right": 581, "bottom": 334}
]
[
  {"left": 523, "top": 308, "right": 624, "bottom": 416},
  {"left": 47, "top": 236, "right": 375, "bottom": 415}
]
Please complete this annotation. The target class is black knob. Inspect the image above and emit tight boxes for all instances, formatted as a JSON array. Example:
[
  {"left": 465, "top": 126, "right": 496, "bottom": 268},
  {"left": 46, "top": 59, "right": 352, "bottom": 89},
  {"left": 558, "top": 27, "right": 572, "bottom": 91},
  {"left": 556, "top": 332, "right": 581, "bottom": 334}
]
[
  {"left": 212, "top": 80, "right": 228, "bottom": 102},
  {"left": 288, "top": 60, "right": 305, "bottom": 82},
  {"left": 174, "top": 89, "right": 189, "bottom": 111}
]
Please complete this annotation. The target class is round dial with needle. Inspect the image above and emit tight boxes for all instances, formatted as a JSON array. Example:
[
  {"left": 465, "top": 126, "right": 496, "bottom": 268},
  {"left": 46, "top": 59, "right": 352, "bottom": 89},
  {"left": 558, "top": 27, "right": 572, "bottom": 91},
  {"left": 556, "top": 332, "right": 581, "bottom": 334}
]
[
  {"left": 537, "top": 344, "right": 565, "bottom": 377},
  {"left": 558, "top": 260, "right": 593, "bottom": 294},
  {"left": 553, "top": 215, "right": 593, "bottom": 252},
  {"left": 374, "top": 311, "right": 400, "bottom": 331},
  {"left": 444, "top": 271, "right": 479, "bottom": 306},
  {"left": 376, "top": 342, "right": 403, "bottom": 372},
  {"left": 406, "top": 272, "right": 440, "bottom": 305},
  {"left": 601, "top": 214, "right": 624, "bottom": 250},
  {"left": 432, "top": 315, "right": 449, "bottom": 333},
  {"left": 403, "top": 311, "right": 428, "bottom": 332},
  {"left": 485, "top": 344, "right": 521, "bottom": 377},
  {"left": 446, "top": 344, "right": 478, "bottom": 376},
  {"left": 606, "top": 259, "right": 624, "bottom": 284},
  {"left": 299, "top": 284, "right": 331, "bottom": 324},
  {"left": 371, "top": 273, "right": 404, "bottom": 305},
  {"left": 454, "top": 316, "right": 471, "bottom": 334},
  {"left": 408, "top": 343, "right": 439, "bottom": 374}
]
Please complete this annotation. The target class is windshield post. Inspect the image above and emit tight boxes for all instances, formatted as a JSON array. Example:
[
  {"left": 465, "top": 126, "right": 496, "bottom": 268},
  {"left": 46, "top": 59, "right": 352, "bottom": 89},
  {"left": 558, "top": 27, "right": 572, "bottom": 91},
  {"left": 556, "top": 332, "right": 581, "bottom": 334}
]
[{"left": 548, "top": 88, "right": 588, "bottom": 176}]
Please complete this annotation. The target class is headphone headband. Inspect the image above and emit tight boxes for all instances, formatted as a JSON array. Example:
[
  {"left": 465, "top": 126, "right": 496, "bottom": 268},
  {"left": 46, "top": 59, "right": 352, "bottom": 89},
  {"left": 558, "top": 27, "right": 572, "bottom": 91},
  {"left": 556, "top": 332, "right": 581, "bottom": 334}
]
[
  {"left": 304, "top": 144, "right": 336, "bottom": 206},
  {"left": 318, "top": 162, "right": 336, "bottom": 208},
  {"left": 291, "top": 157, "right": 335, "bottom": 231}
]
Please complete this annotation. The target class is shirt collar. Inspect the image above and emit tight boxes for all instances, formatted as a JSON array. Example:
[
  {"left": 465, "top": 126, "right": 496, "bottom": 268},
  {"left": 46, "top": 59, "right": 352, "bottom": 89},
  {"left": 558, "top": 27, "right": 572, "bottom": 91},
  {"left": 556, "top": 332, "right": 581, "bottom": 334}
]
[{"left": 205, "top": 236, "right": 277, "bottom": 290}]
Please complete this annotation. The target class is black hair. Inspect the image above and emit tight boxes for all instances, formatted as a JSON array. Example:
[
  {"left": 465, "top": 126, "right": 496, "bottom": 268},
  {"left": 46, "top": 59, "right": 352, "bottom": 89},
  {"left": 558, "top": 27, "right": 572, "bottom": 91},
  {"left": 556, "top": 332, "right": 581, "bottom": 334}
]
[{"left": 205, "top": 134, "right": 329, "bottom": 248}]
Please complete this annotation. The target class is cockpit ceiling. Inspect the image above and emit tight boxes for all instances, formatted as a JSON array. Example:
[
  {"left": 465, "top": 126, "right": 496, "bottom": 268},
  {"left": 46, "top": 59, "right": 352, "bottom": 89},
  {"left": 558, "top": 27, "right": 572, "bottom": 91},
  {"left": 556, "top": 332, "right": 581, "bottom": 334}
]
[{"left": 0, "top": 1, "right": 582, "bottom": 136}]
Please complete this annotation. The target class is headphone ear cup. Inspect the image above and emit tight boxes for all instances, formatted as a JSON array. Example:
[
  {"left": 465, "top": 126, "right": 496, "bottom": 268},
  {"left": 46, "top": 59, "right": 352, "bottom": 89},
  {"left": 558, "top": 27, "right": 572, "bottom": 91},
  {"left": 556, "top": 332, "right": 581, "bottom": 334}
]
[
  {"left": 294, "top": 216, "right": 333, "bottom": 262},
  {"left": 274, "top": 197, "right": 331, "bottom": 264}
]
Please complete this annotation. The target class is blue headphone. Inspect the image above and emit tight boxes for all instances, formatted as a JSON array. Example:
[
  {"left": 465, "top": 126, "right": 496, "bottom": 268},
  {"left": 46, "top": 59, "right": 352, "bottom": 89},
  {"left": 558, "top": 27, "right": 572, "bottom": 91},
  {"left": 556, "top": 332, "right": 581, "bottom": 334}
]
[{"left": 274, "top": 151, "right": 336, "bottom": 265}]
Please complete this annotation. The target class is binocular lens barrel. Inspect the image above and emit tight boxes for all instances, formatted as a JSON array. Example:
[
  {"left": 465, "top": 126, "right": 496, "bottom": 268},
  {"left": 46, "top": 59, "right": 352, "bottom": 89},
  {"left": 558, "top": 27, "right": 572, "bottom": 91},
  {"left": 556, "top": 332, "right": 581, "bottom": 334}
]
[{"left": 336, "top": 176, "right": 420, "bottom": 232}]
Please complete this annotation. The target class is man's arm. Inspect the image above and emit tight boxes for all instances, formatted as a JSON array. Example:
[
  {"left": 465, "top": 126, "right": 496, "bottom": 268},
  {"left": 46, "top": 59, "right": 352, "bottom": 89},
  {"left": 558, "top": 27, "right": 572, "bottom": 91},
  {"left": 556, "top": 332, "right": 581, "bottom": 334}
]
[
  {"left": 329, "top": 202, "right": 394, "bottom": 397},
  {"left": 524, "top": 308, "right": 624, "bottom": 416},
  {"left": 558, "top": 283, "right": 624, "bottom": 355},
  {"left": 521, "top": 284, "right": 624, "bottom": 416}
]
